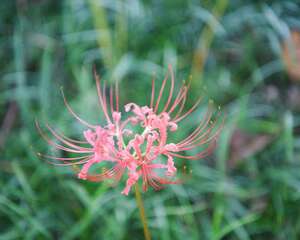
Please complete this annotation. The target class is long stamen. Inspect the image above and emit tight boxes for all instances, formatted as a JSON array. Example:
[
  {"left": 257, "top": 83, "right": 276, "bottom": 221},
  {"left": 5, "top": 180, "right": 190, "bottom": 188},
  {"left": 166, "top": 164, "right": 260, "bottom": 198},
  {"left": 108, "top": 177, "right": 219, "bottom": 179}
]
[
  {"left": 174, "top": 96, "right": 203, "bottom": 123},
  {"left": 37, "top": 153, "right": 90, "bottom": 161},
  {"left": 47, "top": 158, "right": 92, "bottom": 166},
  {"left": 36, "top": 121, "right": 93, "bottom": 154},
  {"left": 173, "top": 81, "right": 191, "bottom": 118},
  {"left": 94, "top": 69, "right": 112, "bottom": 124},
  {"left": 61, "top": 89, "right": 96, "bottom": 129},
  {"left": 86, "top": 164, "right": 125, "bottom": 182},
  {"left": 177, "top": 105, "right": 213, "bottom": 146},
  {"left": 173, "top": 90, "right": 187, "bottom": 119},
  {"left": 150, "top": 73, "right": 156, "bottom": 109},
  {"left": 45, "top": 126, "right": 88, "bottom": 144},
  {"left": 182, "top": 114, "right": 223, "bottom": 149},
  {"left": 170, "top": 141, "right": 216, "bottom": 160},
  {"left": 167, "top": 84, "right": 187, "bottom": 114},
  {"left": 110, "top": 86, "right": 114, "bottom": 115},
  {"left": 102, "top": 81, "right": 110, "bottom": 121},
  {"left": 162, "top": 65, "right": 175, "bottom": 113},
  {"left": 115, "top": 82, "right": 119, "bottom": 112},
  {"left": 154, "top": 69, "right": 169, "bottom": 113},
  {"left": 45, "top": 123, "right": 92, "bottom": 151}
]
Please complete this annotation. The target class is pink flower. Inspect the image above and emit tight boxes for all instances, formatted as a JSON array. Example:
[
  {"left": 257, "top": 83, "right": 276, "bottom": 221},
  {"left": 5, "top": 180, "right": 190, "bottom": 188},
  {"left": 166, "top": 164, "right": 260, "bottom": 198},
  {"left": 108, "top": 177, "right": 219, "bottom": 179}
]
[{"left": 36, "top": 65, "right": 223, "bottom": 195}]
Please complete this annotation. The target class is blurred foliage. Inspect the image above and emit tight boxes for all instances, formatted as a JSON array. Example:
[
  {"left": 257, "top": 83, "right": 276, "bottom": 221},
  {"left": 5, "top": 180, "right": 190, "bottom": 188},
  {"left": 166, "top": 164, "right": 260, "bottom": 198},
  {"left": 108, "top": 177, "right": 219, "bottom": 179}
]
[{"left": 1, "top": 0, "right": 300, "bottom": 239}]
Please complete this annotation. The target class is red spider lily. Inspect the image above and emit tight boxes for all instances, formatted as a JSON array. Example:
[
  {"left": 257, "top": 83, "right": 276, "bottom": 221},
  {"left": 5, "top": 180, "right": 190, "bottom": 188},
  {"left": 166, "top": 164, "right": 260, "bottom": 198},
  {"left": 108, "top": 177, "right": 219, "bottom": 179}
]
[{"left": 36, "top": 65, "right": 223, "bottom": 195}]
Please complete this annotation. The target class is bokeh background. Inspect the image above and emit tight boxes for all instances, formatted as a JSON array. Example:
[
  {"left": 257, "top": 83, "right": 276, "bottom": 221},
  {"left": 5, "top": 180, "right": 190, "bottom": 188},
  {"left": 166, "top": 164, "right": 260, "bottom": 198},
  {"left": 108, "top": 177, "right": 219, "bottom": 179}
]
[{"left": 1, "top": 0, "right": 300, "bottom": 239}]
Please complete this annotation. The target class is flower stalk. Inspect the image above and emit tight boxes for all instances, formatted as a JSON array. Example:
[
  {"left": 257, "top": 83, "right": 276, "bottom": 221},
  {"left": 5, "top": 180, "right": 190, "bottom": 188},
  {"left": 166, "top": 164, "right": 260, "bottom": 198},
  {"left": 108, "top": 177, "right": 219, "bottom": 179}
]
[{"left": 134, "top": 184, "right": 151, "bottom": 240}]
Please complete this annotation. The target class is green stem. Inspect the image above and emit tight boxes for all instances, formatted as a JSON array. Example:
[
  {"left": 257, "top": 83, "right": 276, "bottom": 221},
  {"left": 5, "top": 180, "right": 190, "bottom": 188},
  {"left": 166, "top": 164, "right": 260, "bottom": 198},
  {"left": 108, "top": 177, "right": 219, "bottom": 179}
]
[{"left": 134, "top": 184, "right": 151, "bottom": 240}]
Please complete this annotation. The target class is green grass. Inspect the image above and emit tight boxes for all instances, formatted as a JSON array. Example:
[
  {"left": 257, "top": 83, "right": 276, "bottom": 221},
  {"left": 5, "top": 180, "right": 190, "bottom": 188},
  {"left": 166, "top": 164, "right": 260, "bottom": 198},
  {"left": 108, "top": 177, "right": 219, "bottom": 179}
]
[{"left": 1, "top": 0, "right": 300, "bottom": 239}]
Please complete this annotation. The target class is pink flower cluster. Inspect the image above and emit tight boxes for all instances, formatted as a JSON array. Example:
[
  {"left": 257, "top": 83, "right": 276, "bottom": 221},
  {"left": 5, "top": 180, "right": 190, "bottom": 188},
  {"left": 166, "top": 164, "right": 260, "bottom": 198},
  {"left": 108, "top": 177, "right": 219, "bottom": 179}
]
[{"left": 37, "top": 65, "right": 223, "bottom": 195}]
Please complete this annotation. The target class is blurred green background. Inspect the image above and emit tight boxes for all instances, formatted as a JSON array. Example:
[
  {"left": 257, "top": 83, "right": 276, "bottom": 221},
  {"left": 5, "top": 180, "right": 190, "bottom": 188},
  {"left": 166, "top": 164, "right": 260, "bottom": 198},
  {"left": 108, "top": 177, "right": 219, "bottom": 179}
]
[{"left": 1, "top": 0, "right": 300, "bottom": 239}]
